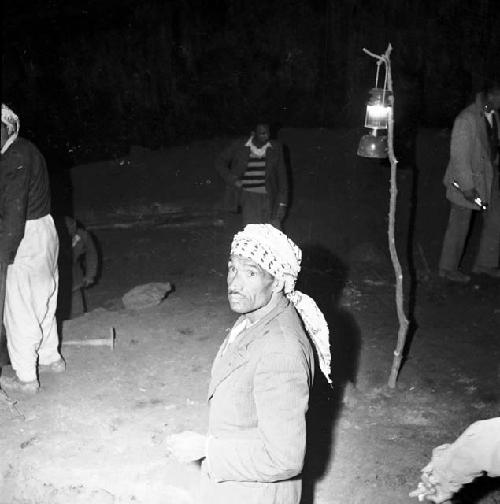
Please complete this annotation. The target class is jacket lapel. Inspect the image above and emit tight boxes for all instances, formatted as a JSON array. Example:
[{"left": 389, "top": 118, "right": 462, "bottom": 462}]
[
  {"left": 207, "top": 297, "right": 289, "bottom": 399},
  {"left": 208, "top": 337, "right": 249, "bottom": 400}
]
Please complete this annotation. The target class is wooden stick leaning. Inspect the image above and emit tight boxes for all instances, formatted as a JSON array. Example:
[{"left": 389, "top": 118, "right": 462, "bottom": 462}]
[{"left": 362, "top": 44, "right": 410, "bottom": 388}]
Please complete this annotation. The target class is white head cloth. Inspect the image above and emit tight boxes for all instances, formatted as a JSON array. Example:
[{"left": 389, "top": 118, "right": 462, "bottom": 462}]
[
  {"left": 231, "top": 224, "right": 332, "bottom": 385},
  {"left": 1, "top": 104, "right": 20, "bottom": 154}
]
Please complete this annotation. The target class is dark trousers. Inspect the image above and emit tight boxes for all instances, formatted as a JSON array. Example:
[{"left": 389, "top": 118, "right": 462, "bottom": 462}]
[
  {"left": 241, "top": 190, "right": 281, "bottom": 229},
  {"left": 439, "top": 182, "right": 500, "bottom": 271}
]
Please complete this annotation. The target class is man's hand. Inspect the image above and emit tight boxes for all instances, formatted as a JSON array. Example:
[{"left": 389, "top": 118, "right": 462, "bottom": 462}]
[
  {"left": 82, "top": 276, "right": 94, "bottom": 288},
  {"left": 275, "top": 204, "right": 287, "bottom": 222},
  {"left": 165, "top": 430, "right": 207, "bottom": 463},
  {"left": 462, "top": 188, "right": 479, "bottom": 204},
  {"left": 409, "top": 464, "right": 453, "bottom": 503},
  {"left": 234, "top": 179, "right": 243, "bottom": 188}
]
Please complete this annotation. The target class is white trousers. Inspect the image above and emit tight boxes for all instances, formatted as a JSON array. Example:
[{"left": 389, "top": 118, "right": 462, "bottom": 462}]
[{"left": 4, "top": 214, "right": 60, "bottom": 382}]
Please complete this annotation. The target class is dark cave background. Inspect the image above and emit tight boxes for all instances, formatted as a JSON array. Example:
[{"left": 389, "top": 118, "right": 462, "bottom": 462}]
[{"left": 2, "top": 0, "right": 499, "bottom": 163}]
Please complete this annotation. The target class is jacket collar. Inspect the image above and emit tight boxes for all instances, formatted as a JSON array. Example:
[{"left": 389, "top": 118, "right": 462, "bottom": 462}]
[{"left": 208, "top": 296, "right": 289, "bottom": 399}]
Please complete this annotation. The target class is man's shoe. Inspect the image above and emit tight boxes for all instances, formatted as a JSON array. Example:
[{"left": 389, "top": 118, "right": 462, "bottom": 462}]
[
  {"left": 0, "top": 375, "right": 40, "bottom": 394},
  {"left": 472, "top": 266, "right": 500, "bottom": 279},
  {"left": 438, "top": 269, "right": 470, "bottom": 283},
  {"left": 39, "top": 357, "right": 66, "bottom": 374}
]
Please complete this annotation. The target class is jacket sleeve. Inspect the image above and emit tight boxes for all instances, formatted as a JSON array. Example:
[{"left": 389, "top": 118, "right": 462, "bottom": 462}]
[
  {"left": 424, "top": 417, "right": 500, "bottom": 498},
  {"left": 448, "top": 114, "right": 475, "bottom": 191},
  {"left": 0, "top": 159, "right": 30, "bottom": 264},
  {"left": 275, "top": 142, "right": 288, "bottom": 207},
  {"left": 206, "top": 349, "right": 310, "bottom": 482},
  {"left": 215, "top": 140, "right": 241, "bottom": 186}
]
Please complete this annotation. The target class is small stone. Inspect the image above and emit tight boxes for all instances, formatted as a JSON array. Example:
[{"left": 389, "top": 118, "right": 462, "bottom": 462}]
[{"left": 122, "top": 282, "right": 173, "bottom": 310}]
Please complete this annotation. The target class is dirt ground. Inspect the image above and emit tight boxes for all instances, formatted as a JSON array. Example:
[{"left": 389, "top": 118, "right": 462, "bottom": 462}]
[{"left": 1, "top": 128, "right": 499, "bottom": 504}]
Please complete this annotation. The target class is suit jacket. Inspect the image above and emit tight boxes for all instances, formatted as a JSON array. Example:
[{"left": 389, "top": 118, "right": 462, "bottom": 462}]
[
  {"left": 443, "top": 94, "right": 500, "bottom": 209},
  {"left": 215, "top": 137, "right": 288, "bottom": 218},
  {"left": 200, "top": 297, "right": 314, "bottom": 504}
]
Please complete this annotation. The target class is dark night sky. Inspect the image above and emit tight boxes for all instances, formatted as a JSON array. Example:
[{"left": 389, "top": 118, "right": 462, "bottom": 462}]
[{"left": 2, "top": 0, "right": 499, "bottom": 162}]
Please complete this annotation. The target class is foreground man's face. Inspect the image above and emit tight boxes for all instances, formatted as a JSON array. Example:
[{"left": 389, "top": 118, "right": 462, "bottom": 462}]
[{"left": 227, "top": 255, "right": 275, "bottom": 315}]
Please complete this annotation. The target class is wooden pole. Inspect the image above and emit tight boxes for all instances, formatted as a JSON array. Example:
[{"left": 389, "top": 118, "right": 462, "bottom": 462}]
[{"left": 362, "top": 44, "right": 410, "bottom": 388}]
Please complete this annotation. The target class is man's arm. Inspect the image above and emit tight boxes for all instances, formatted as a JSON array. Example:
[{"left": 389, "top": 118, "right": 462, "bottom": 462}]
[
  {"left": 448, "top": 115, "right": 475, "bottom": 192},
  {"left": 0, "top": 158, "right": 29, "bottom": 264},
  {"left": 206, "top": 349, "right": 310, "bottom": 483},
  {"left": 275, "top": 142, "right": 288, "bottom": 208},
  {"left": 410, "top": 417, "right": 500, "bottom": 502},
  {"left": 215, "top": 140, "right": 243, "bottom": 187}
]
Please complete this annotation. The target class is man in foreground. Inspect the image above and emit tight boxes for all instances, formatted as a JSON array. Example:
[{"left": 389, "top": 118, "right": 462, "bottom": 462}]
[
  {"left": 215, "top": 123, "right": 288, "bottom": 228},
  {"left": 0, "top": 104, "right": 64, "bottom": 394},
  {"left": 166, "top": 224, "right": 332, "bottom": 504}
]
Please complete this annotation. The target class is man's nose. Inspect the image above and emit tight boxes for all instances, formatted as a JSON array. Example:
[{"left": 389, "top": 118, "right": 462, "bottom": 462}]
[{"left": 228, "top": 271, "right": 241, "bottom": 290}]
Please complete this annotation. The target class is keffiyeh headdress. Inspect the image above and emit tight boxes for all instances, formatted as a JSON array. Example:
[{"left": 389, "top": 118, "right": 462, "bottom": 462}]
[
  {"left": 1, "top": 104, "right": 20, "bottom": 154},
  {"left": 231, "top": 224, "right": 332, "bottom": 385}
]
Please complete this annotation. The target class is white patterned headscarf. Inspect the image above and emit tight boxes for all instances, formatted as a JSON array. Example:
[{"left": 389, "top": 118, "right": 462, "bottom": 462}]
[
  {"left": 1, "top": 104, "right": 20, "bottom": 154},
  {"left": 231, "top": 224, "right": 332, "bottom": 385}
]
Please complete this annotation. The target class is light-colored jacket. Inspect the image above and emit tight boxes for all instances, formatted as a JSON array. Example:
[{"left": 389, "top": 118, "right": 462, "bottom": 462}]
[
  {"left": 200, "top": 297, "right": 314, "bottom": 504},
  {"left": 443, "top": 93, "right": 500, "bottom": 209}
]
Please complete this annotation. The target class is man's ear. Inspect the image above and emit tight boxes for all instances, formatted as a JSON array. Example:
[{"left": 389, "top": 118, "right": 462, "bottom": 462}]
[{"left": 272, "top": 276, "right": 285, "bottom": 293}]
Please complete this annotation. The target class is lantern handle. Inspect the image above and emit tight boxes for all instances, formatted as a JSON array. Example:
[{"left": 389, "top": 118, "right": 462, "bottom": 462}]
[{"left": 363, "top": 45, "right": 393, "bottom": 102}]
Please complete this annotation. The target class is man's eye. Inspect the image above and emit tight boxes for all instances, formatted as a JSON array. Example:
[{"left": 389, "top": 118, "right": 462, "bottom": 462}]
[{"left": 248, "top": 271, "right": 256, "bottom": 277}]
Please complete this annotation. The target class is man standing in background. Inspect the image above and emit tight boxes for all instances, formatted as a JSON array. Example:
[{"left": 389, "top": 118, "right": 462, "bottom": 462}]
[
  {"left": 0, "top": 104, "right": 64, "bottom": 394},
  {"left": 63, "top": 216, "right": 98, "bottom": 318},
  {"left": 439, "top": 82, "right": 500, "bottom": 283},
  {"left": 216, "top": 123, "right": 288, "bottom": 229}
]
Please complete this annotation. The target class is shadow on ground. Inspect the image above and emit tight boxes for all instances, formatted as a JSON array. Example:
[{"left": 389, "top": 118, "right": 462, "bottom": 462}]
[{"left": 296, "top": 244, "right": 362, "bottom": 504}]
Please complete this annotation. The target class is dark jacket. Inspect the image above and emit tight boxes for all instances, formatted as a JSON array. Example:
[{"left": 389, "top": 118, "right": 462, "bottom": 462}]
[
  {"left": 0, "top": 137, "right": 51, "bottom": 264},
  {"left": 215, "top": 138, "right": 288, "bottom": 218},
  {"left": 443, "top": 93, "right": 500, "bottom": 208}
]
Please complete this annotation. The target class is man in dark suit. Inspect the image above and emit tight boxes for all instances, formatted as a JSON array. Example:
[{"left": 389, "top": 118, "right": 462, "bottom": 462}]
[
  {"left": 215, "top": 123, "right": 288, "bottom": 229},
  {"left": 439, "top": 82, "right": 500, "bottom": 282},
  {"left": 166, "top": 224, "right": 332, "bottom": 504}
]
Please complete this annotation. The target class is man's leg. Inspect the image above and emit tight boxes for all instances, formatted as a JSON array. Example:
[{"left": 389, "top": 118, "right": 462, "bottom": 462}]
[
  {"left": 4, "top": 261, "right": 43, "bottom": 382},
  {"left": 4, "top": 216, "right": 61, "bottom": 382},
  {"left": 37, "top": 216, "right": 63, "bottom": 367},
  {"left": 474, "top": 185, "right": 500, "bottom": 272},
  {"left": 439, "top": 203, "right": 473, "bottom": 278}
]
